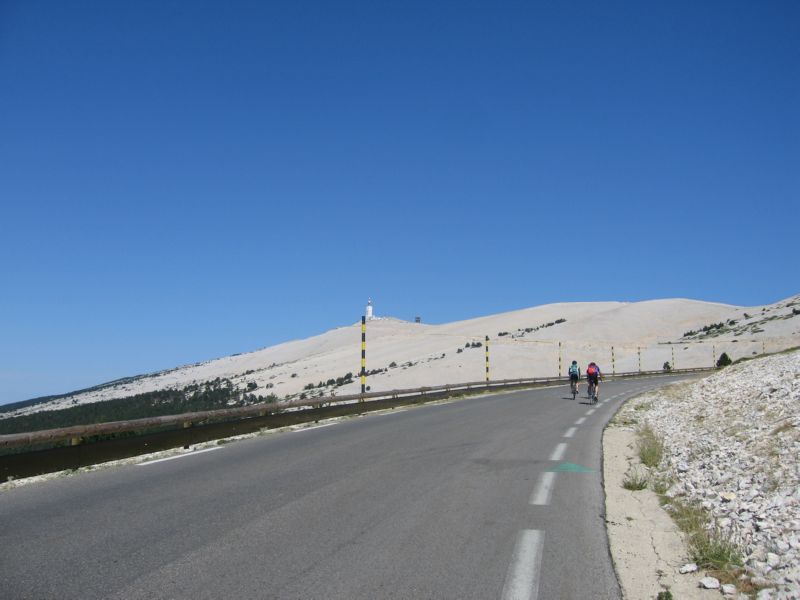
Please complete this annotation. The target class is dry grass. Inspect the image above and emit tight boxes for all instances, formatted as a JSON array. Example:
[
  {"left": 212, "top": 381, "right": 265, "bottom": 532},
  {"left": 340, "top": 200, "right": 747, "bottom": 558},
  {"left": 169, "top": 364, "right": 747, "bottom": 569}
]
[
  {"left": 770, "top": 420, "right": 794, "bottom": 436},
  {"left": 636, "top": 424, "right": 664, "bottom": 468},
  {"left": 622, "top": 468, "right": 649, "bottom": 491}
]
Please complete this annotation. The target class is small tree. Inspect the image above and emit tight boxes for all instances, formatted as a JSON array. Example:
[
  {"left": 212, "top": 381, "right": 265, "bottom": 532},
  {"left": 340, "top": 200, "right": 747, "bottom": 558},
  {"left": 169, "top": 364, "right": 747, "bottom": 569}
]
[
  {"left": 716, "top": 352, "right": 732, "bottom": 367},
  {"left": 663, "top": 361, "right": 672, "bottom": 372}
]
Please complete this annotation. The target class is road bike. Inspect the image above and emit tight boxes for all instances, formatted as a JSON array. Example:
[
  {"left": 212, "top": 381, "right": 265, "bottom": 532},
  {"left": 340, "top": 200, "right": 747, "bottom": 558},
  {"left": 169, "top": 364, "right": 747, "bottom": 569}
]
[
  {"left": 570, "top": 378, "right": 578, "bottom": 401},
  {"left": 587, "top": 380, "right": 598, "bottom": 404}
]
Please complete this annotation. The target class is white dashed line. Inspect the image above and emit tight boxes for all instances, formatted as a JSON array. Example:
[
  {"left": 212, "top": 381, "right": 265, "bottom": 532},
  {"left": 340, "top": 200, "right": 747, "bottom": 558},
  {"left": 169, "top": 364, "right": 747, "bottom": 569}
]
[
  {"left": 530, "top": 472, "right": 556, "bottom": 506},
  {"left": 574, "top": 417, "right": 586, "bottom": 425},
  {"left": 563, "top": 427, "right": 576, "bottom": 438},
  {"left": 501, "top": 529, "right": 545, "bottom": 600},
  {"left": 137, "top": 447, "right": 222, "bottom": 466},
  {"left": 549, "top": 443, "right": 567, "bottom": 461},
  {"left": 586, "top": 408, "right": 596, "bottom": 416}
]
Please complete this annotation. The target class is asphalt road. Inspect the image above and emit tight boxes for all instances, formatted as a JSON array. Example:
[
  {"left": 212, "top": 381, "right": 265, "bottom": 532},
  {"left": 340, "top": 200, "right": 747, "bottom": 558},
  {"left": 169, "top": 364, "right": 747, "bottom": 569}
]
[{"left": 0, "top": 374, "right": 695, "bottom": 599}]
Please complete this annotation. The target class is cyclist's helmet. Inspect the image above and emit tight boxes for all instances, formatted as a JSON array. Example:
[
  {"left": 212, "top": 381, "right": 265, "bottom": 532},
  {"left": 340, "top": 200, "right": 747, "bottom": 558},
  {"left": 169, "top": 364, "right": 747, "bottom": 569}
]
[{"left": 572, "top": 360, "right": 577, "bottom": 365}]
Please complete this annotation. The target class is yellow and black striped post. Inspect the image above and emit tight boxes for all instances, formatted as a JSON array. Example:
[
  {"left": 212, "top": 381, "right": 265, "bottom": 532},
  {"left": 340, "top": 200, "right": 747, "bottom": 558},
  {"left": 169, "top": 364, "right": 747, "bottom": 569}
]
[
  {"left": 712, "top": 344, "right": 716, "bottom": 368},
  {"left": 485, "top": 336, "right": 490, "bottom": 382},
  {"left": 360, "top": 316, "right": 366, "bottom": 397},
  {"left": 637, "top": 347, "right": 641, "bottom": 372},
  {"left": 611, "top": 346, "right": 616, "bottom": 375},
  {"left": 558, "top": 341, "right": 562, "bottom": 377},
  {"left": 671, "top": 345, "right": 675, "bottom": 370},
  {"left": 762, "top": 340, "right": 766, "bottom": 355}
]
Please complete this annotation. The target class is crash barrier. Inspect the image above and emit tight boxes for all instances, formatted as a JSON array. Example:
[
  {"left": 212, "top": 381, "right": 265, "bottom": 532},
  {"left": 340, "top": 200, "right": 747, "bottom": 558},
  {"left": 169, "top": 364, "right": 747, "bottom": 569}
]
[{"left": 0, "top": 368, "right": 713, "bottom": 480}]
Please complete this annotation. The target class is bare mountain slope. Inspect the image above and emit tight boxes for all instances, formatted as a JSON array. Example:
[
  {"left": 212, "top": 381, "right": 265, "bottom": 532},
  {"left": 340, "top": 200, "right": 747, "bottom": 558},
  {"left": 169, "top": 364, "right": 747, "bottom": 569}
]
[{"left": 3, "top": 295, "right": 798, "bottom": 419}]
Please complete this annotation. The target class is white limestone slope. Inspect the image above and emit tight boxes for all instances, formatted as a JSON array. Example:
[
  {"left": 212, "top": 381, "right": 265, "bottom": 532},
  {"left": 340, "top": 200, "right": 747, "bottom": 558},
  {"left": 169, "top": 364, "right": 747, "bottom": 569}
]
[
  {"left": 617, "top": 349, "right": 800, "bottom": 597},
  {"left": 3, "top": 294, "right": 799, "bottom": 419}
]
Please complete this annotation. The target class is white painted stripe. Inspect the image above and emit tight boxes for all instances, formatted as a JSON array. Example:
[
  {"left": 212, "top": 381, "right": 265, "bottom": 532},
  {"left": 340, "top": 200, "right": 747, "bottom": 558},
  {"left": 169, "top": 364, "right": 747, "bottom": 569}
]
[
  {"left": 586, "top": 408, "right": 596, "bottom": 416},
  {"left": 563, "top": 427, "right": 576, "bottom": 438},
  {"left": 501, "top": 529, "right": 545, "bottom": 600},
  {"left": 137, "top": 447, "right": 222, "bottom": 466},
  {"left": 293, "top": 423, "right": 337, "bottom": 432},
  {"left": 530, "top": 472, "right": 556, "bottom": 505},
  {"left": 549, "top": 442, "right": 567, "bottom": 461},
  {"left": 574, "top": 417, "right": 586, "bottom": 425}
]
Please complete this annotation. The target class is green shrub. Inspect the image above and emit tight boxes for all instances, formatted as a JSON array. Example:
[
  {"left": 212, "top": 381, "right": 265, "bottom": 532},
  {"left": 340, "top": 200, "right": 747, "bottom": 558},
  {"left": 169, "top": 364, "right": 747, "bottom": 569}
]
[{"left": 716, "top": 352, "right": 732, "bottom": 367}]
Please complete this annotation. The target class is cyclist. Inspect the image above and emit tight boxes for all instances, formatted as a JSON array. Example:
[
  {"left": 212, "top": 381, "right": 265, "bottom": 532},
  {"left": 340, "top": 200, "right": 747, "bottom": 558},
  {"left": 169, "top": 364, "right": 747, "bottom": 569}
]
[
  {"left": 568, "top": 360, "right": 580, "bottom": 398},
  {"left": 586, "top": 362, "right": 602, "bottom": 402}
]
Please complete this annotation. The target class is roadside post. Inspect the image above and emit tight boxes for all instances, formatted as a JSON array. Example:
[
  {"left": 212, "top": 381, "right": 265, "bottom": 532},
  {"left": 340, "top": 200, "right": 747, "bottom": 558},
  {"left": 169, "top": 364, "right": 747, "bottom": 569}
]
[
  {"left": 558, "top": 341, "right": 562, "bottom": 377},
  {"left": 485, "top": 336, "right": 490, "bottom": 382},
  {"left": 360, "top": 316, "right": 366, "bottom": 398},
  {"left": 611, "top": 346, "right": 615, "bottom": 375}
]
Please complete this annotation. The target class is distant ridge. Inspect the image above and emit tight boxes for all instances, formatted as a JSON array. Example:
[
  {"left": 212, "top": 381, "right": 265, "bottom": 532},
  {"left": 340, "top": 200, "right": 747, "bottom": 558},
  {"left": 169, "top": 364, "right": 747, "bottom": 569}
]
[{"left": 3, "top": 294, "right": 798, "bottom": 422}]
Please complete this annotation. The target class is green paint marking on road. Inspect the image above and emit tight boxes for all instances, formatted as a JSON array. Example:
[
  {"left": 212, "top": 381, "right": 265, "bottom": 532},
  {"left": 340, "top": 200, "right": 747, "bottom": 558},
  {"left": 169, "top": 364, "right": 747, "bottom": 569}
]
[{"left": 548, "top": 462, "right": 594, "bottom": 473}]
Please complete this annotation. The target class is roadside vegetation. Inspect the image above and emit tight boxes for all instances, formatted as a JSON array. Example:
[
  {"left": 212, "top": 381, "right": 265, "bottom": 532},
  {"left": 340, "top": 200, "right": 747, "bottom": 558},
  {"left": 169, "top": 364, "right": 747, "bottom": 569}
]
[
  {"left": 0, "top": 378, "right": 277, "bottom": 435},
  {"left": 623, "top": 406, "right": 748, "bottom": 590}
]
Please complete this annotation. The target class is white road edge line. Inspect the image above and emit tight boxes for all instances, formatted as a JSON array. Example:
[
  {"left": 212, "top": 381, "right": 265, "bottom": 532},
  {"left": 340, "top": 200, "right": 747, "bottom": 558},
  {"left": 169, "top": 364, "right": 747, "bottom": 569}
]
[
  {"left": 549, "top": 443, "right": 567, "bottom": 461},
  {"left": 137, "top": 446, "right": 222, "bottom": 466},
  {"left": 563, "top": 427, "right": 576, "bottom": 438},
  {"left": 530, "top": 472, "right": 556, "bottom": 506},
  {"left": 574, "top": 417, "right": 586, "bottom": 425},
  {"left": 501, "top": 529, "right": 545, "bottom": 600},
  {"left": 293, "top": 423, "right": 337, "bottom": 432}
]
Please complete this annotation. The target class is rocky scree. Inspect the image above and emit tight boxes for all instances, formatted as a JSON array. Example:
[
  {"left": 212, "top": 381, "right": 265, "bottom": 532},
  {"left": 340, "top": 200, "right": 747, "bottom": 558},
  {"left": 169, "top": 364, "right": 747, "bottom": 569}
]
[{"left": 617, "top": 350, "right": 800, "bottom": 599}]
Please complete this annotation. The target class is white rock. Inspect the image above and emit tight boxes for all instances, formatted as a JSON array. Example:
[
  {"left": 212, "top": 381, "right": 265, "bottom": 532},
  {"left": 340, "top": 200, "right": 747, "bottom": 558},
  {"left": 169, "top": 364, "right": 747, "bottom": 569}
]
[
  {"left": 700, "top": 576, "right": 720, "bottom": 589},
  {"left": 721, "top": 583, "right": 737, "bottom": 595},
  {"left": 766, "top": 552, "right": 780, "bottom": 568},
  {"left": 679, "top": 562, "right": 698, "bottom": 574}
]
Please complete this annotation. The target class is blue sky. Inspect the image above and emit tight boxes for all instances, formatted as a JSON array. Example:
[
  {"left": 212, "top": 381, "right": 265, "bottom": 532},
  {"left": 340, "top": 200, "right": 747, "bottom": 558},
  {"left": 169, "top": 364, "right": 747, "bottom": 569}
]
[{"left": 1, "top": 1, "right": 798, "bottom": 404}]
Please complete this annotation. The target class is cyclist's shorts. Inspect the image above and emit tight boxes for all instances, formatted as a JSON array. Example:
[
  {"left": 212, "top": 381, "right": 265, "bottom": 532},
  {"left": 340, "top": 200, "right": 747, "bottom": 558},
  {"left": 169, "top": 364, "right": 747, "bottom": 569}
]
[
  {"left": 569, "top": 374, "right": 579, "bottom": 382},
  {"left": 587, "top": 375, "right": 599, "bottom": 384}
]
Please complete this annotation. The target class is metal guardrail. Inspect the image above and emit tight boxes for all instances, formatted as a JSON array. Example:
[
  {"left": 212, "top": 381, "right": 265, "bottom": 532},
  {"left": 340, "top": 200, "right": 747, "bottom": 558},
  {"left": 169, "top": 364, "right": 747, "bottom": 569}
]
[{"left": 0, "top": 367, "right": 714, "bottom": 452}]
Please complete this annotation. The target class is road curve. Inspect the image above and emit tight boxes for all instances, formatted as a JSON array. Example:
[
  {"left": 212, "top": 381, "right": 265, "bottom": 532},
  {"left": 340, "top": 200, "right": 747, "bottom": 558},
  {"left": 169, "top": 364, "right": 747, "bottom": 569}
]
[{"left": 0, "top": 374, "right": 695, "bottom": 599}]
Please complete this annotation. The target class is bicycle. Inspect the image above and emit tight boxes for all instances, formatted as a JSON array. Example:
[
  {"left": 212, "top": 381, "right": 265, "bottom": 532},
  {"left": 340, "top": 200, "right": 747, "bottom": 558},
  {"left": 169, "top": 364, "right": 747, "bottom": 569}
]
[
  {"left": 570, "top": 378, "right": 578, "bottom": 401},
  {"left": 587, "top": 380, "right": 598, "bottom": 404}
]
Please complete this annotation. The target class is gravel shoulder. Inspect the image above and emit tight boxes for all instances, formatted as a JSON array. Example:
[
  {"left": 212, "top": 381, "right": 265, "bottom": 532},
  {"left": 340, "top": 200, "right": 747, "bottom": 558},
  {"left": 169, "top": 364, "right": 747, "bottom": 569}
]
[{"left": 604, "top": 424, "right": 717, "bottom": 599}]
